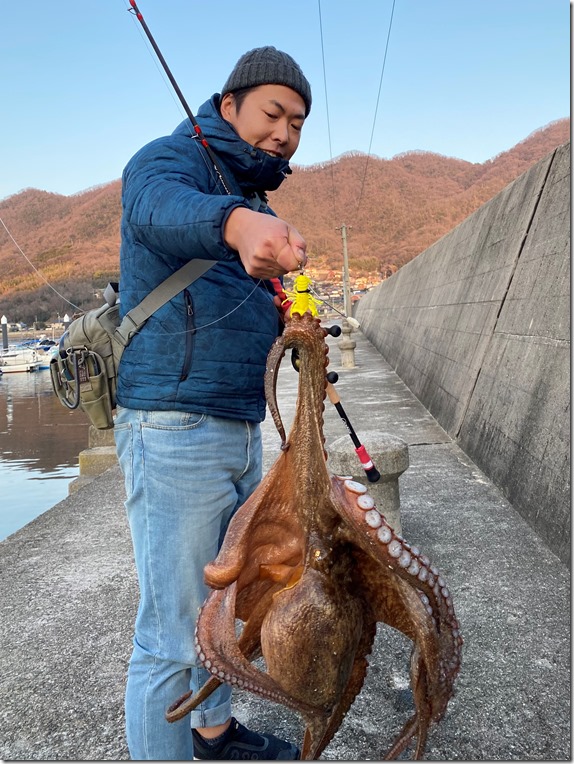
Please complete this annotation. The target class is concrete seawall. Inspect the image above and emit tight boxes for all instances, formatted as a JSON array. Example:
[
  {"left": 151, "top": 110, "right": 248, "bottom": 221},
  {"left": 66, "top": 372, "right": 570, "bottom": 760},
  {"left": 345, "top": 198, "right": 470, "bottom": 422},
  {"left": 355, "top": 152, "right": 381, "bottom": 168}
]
[{"left": 355, "top": 142, "right": 570, "bottom": 564}]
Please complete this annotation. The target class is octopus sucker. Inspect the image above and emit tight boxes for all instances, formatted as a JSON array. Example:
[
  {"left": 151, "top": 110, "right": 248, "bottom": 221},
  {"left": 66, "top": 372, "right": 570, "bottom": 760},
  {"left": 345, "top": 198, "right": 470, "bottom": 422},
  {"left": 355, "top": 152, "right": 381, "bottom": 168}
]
[
  {"left": 344, "top": 479, "right": 368, "bottom": 495},
  {"left": 169, "top": 312, "right": 462, "bottom": 759},
  {"left": 365, "top": 508, "right": 383, "bottom": 528}
]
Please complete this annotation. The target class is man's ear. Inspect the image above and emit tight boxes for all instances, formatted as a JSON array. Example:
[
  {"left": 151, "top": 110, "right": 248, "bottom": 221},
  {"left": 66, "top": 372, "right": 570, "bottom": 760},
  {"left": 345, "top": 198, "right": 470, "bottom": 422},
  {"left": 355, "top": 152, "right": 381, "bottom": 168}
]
[{"left": 220, "top": 92, "right": 235, "bottom": 120}]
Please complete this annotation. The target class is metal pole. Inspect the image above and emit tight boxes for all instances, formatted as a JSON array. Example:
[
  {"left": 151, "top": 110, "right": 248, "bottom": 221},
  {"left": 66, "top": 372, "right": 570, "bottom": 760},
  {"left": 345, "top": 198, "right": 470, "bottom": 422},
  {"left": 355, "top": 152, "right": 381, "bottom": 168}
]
[
  {"left": 1, "top": 315, "right": 8, "bottom": 350},
  {"left": 339, "top": 224, "right": 352, "bottom": 318}
]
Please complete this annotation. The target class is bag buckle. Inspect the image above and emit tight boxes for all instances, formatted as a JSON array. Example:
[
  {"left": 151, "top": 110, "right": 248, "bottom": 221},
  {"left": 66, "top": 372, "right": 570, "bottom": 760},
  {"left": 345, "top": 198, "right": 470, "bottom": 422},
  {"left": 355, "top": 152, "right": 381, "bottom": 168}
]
[{"left": 54, "top": 349, "right": 84, "bottom": 410}]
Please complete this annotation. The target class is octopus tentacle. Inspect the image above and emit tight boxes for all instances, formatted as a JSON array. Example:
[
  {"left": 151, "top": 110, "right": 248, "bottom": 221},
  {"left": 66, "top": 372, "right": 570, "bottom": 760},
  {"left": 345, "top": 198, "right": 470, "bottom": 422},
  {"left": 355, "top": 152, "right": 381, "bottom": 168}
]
[
  {"left": 264, "top": 335, "right": 288, "bottom": 448},
  {"left": 306, "top": 616, "right": 378, "bottom": 759},
  {"left": 383, "top": 714, "right": 421, "bottom": 760},
  {"left": 342, "top": 544, "right": 444, "bottom": 757},
  {"left": 203, "top": 466, "right": 305, "bottom": 592},
  {"left": 165, "top": 675, "right": 222, "bottom": 723},
  {"left": 335, "top": 478, "right": 461, "bottom": 636},
  {"left": 333, "top": 477, "right": 462, "bottom": 725},
  {"left": 194, "top": 582, "right": 320, "bottom": 717},
  {"left": 165, "top": 578, "right": 285, "bottom": 722},
  {"left": 379, "top": 644, "right": 434, "bottom": 758}
]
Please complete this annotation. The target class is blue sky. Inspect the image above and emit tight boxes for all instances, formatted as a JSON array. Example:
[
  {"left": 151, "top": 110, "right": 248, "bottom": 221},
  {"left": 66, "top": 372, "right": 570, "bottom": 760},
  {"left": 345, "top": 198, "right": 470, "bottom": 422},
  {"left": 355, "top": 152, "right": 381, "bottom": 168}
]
[{"left": 0, "top": 1, "right": 569, "bottom": 200}]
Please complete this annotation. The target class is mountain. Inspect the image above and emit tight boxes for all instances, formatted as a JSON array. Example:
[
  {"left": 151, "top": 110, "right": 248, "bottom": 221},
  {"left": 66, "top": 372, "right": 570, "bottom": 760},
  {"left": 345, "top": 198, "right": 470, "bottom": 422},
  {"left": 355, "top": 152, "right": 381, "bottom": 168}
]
[
  {"left": 0, "top": 118, "right": 569, "bottom": 325},
  {"left": 269, "top": 117, "right": 570, "bottom": 280}
]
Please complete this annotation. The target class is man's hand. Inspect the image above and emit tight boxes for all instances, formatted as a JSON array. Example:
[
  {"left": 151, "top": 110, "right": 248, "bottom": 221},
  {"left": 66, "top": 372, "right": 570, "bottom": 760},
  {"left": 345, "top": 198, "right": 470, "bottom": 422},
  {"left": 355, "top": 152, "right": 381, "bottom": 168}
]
[{"left": 224, "top": 207, "right": 307, "bottom": 278}]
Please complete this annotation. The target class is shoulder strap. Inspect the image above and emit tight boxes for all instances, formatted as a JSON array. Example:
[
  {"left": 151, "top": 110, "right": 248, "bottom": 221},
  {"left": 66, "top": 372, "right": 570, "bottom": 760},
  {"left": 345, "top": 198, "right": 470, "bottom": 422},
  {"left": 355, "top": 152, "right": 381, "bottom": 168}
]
[{"left": 115, "top": 258, "right": 215, "bottom": 346}]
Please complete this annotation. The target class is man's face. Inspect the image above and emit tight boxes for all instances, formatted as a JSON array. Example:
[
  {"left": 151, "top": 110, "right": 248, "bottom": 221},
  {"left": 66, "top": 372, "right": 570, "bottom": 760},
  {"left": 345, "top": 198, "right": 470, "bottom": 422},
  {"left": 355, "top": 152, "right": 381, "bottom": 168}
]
[{"left": 220, "top": 84, "right": 306, "bottom": 162}]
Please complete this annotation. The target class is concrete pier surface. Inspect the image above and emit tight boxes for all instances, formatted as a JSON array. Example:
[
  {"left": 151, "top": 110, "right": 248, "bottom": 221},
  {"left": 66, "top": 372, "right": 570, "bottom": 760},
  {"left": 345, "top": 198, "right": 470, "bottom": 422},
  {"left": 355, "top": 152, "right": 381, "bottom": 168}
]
[{"left": 0, "top": 330, "right": 569, "bottom": 761}]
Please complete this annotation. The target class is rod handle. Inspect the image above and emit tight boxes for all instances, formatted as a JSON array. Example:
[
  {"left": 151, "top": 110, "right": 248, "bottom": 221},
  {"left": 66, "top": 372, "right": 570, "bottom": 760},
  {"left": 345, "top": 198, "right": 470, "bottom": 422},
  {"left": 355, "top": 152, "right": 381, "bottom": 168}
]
[{"left": 355, "top": 444, "right": 381, "bottom": 483}]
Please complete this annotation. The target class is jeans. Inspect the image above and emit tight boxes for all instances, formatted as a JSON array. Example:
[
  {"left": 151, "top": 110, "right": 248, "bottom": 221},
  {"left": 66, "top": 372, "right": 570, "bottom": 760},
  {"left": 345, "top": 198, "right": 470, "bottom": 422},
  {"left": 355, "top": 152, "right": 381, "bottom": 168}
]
[{"left": 114, "top": 406, "right": 263, "bottom": 760}]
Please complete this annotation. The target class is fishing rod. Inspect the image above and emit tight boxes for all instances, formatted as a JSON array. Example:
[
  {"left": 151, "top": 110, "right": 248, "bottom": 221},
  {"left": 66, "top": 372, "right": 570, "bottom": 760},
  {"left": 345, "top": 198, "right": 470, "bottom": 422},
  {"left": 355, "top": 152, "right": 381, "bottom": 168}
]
[
  {"left": 290, "top": 339, "right": 380, "bottom": 484},
  {"left": 311, "top": 288, "right": 360, "bottom": 329},
  {"left": 127, "top": 0, "right": 233, "bottom": 195},
  {"left": 325, "top": 374, "right": 380, "bottom": 482}
]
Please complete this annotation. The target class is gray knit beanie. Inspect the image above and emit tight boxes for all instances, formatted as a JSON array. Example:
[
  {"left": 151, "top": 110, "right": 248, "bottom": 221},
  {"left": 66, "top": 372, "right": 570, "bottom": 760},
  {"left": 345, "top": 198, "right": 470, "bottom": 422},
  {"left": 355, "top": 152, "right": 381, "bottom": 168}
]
[{"left": 222, "top": 46, "right": 312, "bottom": 116}]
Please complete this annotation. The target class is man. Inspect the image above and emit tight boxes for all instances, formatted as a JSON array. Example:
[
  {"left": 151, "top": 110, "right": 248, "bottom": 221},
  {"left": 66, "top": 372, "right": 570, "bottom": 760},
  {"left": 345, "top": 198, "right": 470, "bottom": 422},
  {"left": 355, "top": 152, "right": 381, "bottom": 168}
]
[{"left": 115, "top": 46, "right": 312, "bottom": 760}]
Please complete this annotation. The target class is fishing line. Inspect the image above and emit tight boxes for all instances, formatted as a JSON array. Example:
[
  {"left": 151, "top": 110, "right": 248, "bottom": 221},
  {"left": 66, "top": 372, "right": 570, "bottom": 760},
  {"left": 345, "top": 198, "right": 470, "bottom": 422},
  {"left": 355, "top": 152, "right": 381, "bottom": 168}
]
[
  {"left": 317, "top": 0, "right": 397, "bottom": 220},
  {"left": 1, "top": 206, "right": 272, "bottom": 342},
  {"left": 0, "top": 216, "right": 83, "bottom": 313},
  {"left": 130, "top": 277, "right": 266, "bottom": 339},
  {"left": 308, "top": 284, "right": 360, "bottom": 329},
  {"left": 124, "top": 0, "right": 185, "bottom": 122},
  {"left": 317, "top": 0, "right": 338, "bottom": 223},
  {"left": 0, "top": 210, "right": 266, "bottom": 336},
  {"left": 314, "top": 0, "right": 396, "bottom": 324}
]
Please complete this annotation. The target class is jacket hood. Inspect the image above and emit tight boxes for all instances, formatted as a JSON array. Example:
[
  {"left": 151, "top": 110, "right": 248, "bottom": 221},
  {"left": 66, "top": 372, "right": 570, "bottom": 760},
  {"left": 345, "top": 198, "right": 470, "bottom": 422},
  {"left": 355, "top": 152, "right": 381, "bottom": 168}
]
[{"left": 172, "top": 95, "right": 292, "bottom": 193}]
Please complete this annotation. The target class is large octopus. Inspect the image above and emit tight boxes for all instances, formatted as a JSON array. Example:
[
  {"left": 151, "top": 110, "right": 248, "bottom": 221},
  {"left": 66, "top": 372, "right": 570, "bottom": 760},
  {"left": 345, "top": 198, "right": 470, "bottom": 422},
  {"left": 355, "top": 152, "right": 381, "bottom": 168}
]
[{"left": 167, "top": 311, "right": 462, "bottom": 759}]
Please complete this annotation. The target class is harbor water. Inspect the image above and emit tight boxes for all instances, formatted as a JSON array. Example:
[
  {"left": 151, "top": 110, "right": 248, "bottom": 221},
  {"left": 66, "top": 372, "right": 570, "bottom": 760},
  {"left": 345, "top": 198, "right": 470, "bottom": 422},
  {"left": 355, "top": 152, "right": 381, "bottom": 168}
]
[{"left": 0, "top": 368, "right": 90, "bottom": 541}]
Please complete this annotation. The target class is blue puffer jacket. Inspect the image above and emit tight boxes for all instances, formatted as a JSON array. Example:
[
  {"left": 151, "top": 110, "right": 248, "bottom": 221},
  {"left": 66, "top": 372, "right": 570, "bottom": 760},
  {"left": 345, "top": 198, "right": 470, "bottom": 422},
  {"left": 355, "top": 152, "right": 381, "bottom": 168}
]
[{"left": 116, "top": 95, "right": 292, "bottom": 422}]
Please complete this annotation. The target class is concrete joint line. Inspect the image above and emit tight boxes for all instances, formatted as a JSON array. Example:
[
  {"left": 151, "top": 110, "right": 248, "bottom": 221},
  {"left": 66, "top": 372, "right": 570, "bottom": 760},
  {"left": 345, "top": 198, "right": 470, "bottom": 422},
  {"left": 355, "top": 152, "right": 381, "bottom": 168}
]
[
  {"left": 409, "top": 441, "right": 450, "bottom": 447},
  {"left": 493, "top": 149, "right": 556, "bottom": 328},
  {"left": 495, "top": 332, "right": 569, "bottom": 347},
  {"left": 454, "top": 149, "right": 558, "bottom": 440}
]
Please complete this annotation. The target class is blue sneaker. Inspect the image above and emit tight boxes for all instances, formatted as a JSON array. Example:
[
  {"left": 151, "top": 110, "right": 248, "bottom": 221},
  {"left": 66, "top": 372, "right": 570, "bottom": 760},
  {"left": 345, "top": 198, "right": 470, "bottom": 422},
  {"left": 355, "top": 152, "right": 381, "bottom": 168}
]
[{"left": 192, "top": 717, "right": 300, "bottom": 760}]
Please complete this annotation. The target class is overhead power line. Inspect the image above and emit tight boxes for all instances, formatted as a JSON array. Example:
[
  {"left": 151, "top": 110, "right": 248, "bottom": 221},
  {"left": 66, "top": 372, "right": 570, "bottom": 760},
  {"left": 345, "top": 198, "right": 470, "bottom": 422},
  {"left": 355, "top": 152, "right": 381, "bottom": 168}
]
[
  {"left": 316, "top": 0, "right": 397, "bottom": 221},
  {"left": 356, "top": 0, "right": 397, "bottom": 213},
  {"left": 316, "top": 0, "right": 397, "bottom": 311}
]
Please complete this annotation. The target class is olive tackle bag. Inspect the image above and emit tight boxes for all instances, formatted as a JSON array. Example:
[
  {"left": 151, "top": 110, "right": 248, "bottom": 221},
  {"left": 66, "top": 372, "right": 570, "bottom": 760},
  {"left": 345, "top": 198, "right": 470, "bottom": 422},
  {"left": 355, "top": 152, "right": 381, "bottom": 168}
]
[{"left": 50, "top": 259, "right": 214, "bottom": 430}]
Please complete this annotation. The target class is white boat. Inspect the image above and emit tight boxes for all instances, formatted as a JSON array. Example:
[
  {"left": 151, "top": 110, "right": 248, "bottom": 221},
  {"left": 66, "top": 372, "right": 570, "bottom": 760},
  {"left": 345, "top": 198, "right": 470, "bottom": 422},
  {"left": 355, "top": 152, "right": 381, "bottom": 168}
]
[
  {"left": 35, "top": 342, "right": 59, "bottom": 370},
  {"left": 0, "top": 347, "right": 42, "bottom": 373}
]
